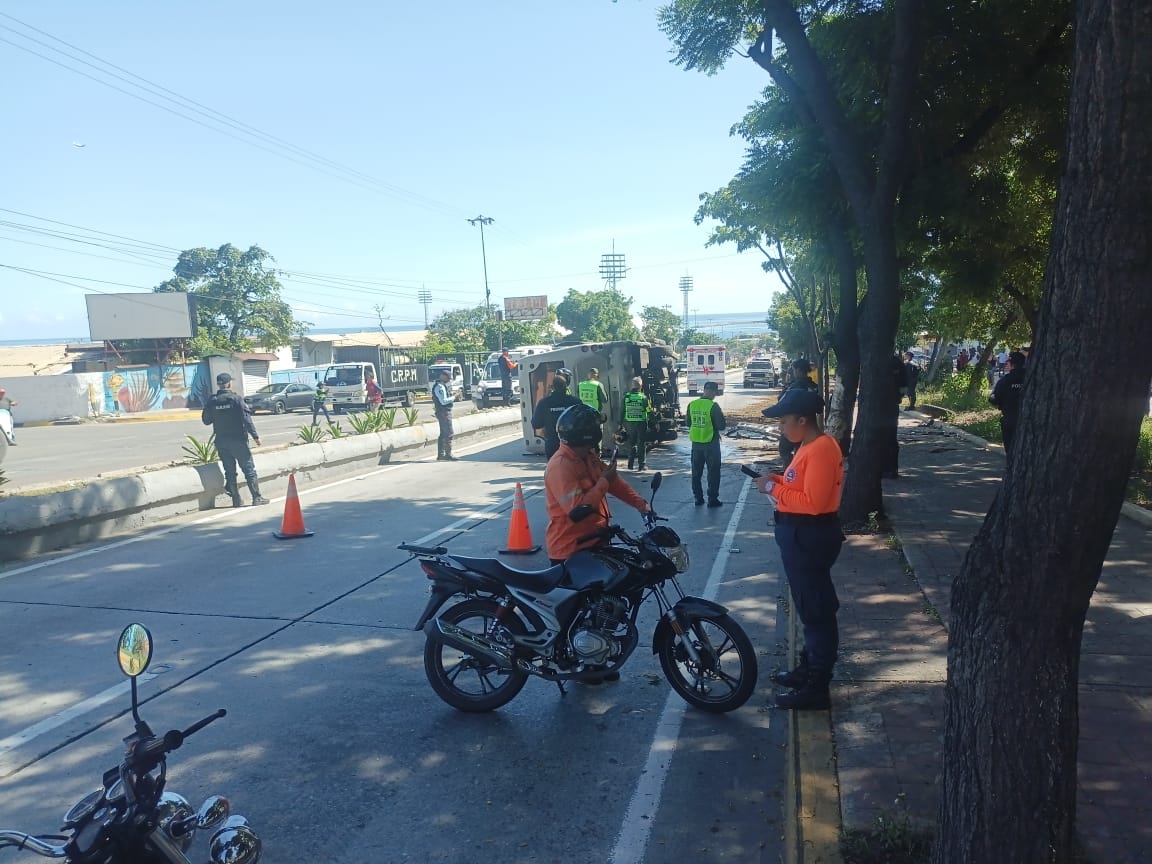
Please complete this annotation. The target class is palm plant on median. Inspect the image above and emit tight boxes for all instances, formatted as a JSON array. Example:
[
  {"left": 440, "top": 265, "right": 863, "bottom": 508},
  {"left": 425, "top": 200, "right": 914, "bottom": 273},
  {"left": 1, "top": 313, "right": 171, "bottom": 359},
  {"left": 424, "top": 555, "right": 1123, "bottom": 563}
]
[
  {"left": 347, "top": 407, "right": 397, "bottom": 434},
  {"left": 297, "top": 425, "right": 329, "bottom": 443},
  {"left": 401, "top": 407, "right": 420, "bottom": 427},
  {"left": 181, "top": 433, "right": 218, "bottom": 464}
]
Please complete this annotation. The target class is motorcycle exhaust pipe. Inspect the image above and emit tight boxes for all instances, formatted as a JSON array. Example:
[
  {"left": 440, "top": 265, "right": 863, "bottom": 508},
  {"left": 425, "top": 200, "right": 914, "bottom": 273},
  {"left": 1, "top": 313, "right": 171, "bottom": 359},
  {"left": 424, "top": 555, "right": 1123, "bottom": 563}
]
[{"left": 423, "top": 620, "right": 515, "bottom": 670}]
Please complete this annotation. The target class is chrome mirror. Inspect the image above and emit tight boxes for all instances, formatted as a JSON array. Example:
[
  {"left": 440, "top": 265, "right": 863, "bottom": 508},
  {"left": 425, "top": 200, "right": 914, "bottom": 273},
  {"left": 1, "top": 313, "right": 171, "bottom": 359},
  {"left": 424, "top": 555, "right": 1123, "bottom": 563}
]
[{"left": 116, "top": 624, "right": 152, "bottom": 677}]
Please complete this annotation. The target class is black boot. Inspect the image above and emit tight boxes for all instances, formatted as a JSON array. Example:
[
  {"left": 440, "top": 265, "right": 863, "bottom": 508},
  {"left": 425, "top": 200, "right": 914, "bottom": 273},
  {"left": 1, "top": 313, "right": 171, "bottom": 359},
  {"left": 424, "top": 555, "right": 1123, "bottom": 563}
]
[
  {"left": 224, "top": 480, "right": 243, "bottom": 509},
  {"left": 771, "top": 650, "right": 810, "bottom": 689},
  {"left": 775, "top": 672, "right": 831, "bottom": 711},
  {"left": 248, "top": 477, "right": 269, "bottom": 506}
]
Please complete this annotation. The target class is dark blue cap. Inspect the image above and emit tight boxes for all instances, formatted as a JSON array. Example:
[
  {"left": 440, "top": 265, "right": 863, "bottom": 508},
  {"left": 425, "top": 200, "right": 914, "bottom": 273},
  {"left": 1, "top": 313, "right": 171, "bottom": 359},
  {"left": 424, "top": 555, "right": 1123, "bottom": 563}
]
[{"left": 763, "top": 388, "right": 824, "bottom": 418}]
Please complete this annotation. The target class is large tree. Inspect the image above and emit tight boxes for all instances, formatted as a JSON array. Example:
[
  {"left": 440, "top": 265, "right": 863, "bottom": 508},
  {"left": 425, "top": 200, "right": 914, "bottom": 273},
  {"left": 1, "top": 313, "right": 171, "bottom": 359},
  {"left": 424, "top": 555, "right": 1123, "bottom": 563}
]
[
  {"left": 639, "top": 304, "right": 682, "bottom": 345},
  {"left": 426, "top": 304, "right": 556, "bottom": 353},
  {"left": 556, "top": 288, "right": 640, "bottom": 342},
  {"left": 153, "top": 244, "right": 306, "bottom": 355},
  {"left": 936, "top": 2, "right": 1152, "bottom": 861}
]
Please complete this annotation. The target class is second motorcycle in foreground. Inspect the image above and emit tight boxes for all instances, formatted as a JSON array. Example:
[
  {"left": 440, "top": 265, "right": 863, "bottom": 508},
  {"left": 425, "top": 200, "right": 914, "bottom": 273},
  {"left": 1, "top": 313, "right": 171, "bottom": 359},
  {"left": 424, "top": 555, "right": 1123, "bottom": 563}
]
[{"left": 402, "top": 472, "right": 758, "bottom": 713}]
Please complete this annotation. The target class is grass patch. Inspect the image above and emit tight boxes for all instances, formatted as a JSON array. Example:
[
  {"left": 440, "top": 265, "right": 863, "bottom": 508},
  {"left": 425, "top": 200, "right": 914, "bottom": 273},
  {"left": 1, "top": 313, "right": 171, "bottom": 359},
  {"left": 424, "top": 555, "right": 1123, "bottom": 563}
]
[{"left": 842, "top": 813, "right": 933, "bottom": 864}]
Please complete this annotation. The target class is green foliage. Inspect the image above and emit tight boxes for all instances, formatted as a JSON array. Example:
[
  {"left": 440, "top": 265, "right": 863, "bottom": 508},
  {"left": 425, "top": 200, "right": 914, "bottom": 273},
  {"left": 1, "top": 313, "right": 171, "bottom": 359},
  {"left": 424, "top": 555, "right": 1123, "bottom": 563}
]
[
  {"left": 678, "top": 327, "right": 715, "bottom": 351},
  {"left": 379, "top": 407, "right": 398, "bottom": 430},
  {"left": 1134, "top": 417, "right": 1152, "bottom": 473},
  {"left": 0, "top": 468, "right": 8, "bottom": 488},
  {"left": 181, "top": 433, "right": 218, "bottom": 464},
  {"left": 297, "top": 425, "right": 330, "bottom": 444},
  {"left": 936, "top": 369, "right": 991, "bottom": 412},
  {"left": 347, "top": 407, "right": 397, "bottom": 434},
  {"left": 639, "top": 305, "right": 682, "bottom": 345},
  {"left": 154, "top": 244, "right": 309, "bottom": 356},
  {"left": 427, "top": 304, "right": 556, "bottom": 352},
  {"left": 326, "top": 422, "right": 346, "bottom": 439},
  {"left": 841, "top": 813, "right": 933, "bottom": 864},
  {"left": 556, "top": 288, "right": 639, "bottom": 342},
  {"left": 401, "top": 407, "right": 420, "bottom": 427}
]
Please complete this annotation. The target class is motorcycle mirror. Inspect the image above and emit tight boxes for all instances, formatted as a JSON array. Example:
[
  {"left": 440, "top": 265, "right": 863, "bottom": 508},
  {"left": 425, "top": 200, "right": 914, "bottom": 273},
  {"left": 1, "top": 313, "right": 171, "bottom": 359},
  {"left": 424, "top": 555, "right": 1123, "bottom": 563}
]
[
  {"left": 117, "top": 623, "right": 153, "bottom": 678},
  {"left": 569, "top": 504, "right": 595, "bottom": 523},
  {"left": 195, "top": 795, "right": 231, "bottom": 831},
  {"left": 650, "top": 472, "right": 662, "bottom": 493}
]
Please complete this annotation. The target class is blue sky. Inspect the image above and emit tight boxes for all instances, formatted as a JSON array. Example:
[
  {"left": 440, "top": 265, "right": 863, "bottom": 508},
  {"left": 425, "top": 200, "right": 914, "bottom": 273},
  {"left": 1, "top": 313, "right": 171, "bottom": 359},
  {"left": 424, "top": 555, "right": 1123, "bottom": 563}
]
[{"left": 0, "top": 1, "right": 782, "bottom": 341}]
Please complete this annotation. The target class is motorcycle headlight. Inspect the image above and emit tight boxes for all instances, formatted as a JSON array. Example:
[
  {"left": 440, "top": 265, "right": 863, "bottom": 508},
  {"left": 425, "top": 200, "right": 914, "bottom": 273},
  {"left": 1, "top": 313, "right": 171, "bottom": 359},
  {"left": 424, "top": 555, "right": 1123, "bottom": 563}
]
[{"left": 667, "top": 543, "right": 689, "bottom": 573}]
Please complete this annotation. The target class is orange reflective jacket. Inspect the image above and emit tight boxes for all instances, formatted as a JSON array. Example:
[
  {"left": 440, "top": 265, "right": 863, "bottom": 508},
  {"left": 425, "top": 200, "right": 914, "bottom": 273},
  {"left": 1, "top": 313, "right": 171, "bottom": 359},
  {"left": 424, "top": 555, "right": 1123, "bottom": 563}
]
[
  {"left": 544, "top": 444, "right": 648, "bottom": 560},
  {"left": 770, "top": 433, "right": 843, "bottom": 515}
]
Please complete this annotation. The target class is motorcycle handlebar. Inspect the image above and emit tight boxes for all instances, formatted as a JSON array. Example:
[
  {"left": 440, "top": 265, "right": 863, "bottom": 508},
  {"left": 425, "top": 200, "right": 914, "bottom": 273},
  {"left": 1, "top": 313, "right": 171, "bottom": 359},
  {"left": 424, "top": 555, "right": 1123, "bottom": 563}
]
[
  {"left": 130, "top": 709, "right": 225, "bottom": 769},
  {"left": 0, "top": 831, "right": 68, "bottom": 858}
]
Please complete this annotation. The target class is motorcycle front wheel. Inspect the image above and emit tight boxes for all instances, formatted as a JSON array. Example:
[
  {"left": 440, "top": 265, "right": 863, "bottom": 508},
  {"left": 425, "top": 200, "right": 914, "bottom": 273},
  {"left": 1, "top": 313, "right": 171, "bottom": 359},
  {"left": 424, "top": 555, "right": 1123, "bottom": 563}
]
[
  {"left": 657, "top": 612, "right": 758, "bottom": 713},
  {"left": 424, "top": 598, "right": 529, "bottom": 713}
]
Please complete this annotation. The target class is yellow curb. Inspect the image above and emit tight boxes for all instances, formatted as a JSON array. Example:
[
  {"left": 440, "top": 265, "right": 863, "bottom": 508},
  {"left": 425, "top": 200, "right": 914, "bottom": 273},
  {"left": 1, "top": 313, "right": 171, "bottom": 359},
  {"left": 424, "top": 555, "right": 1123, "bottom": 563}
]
[
  {"left": 785, "top": 599, "right": 844, "bottom": 864},
  {"left": 102, "top": 412, "right": 202, "bottom": 424}
]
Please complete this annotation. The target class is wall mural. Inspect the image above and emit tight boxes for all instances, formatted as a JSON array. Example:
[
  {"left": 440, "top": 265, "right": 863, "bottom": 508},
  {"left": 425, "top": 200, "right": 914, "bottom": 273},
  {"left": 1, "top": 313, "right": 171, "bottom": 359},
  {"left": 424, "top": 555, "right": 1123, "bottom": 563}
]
[{"left": 102, "top": 363, "right": 208, "bottom": 414}]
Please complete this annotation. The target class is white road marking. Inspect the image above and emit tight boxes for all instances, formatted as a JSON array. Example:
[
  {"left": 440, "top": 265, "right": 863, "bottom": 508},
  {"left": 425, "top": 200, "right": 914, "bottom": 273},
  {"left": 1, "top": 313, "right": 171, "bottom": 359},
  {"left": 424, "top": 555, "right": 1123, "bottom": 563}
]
[
  {"left": 0, "top": 431, "right": 524, "bottom": 582},
  {"left": 0, "top": 673, "right": 156, "bottom": 757},
  {"left": 608, "top": 477, "right": 754, "bottom": 864}
]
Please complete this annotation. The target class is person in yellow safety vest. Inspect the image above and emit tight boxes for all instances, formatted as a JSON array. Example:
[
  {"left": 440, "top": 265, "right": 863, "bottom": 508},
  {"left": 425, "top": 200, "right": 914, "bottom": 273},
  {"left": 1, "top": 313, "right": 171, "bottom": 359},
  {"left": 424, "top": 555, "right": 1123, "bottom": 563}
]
[
  {"left": 578, "top": 368, "right": 609, "bottom": 422},
  {"left": 622, "top": 376, "right": 653, "bottom": 472},
  {"left": 687, "top": 380, "right": 726, "bottom": 507}
]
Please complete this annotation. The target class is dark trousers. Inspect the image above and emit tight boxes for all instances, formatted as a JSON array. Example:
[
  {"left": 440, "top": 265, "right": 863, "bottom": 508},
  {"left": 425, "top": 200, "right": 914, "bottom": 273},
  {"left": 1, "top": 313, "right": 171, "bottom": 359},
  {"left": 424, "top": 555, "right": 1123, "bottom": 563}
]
[
  {"left": 312, "top": 400, "right": 331, "bottom": 424},
  {"left": 436, "top": 409, "right": 454, "bottom": 457},
  {"left": 625, "top": 420, "right": 647, "bottom": 467},
  {"left": 1001, "top": 418, "right": 1018, "bottom": 459},
  {"left": 691, "top": 440, "right": 721, "bottom": 503},
  {"left": 905, "top": 384, "right": 918, "bottom": 408},
  {"left": 216, "top": 436, "right": 258, "bottom": 495},
  {"left": 775, "top": 518, "right": 844, "bottom": 677},
  {"left": 544, "top": 436, "right": 560, "bottom": 459},
  {"left": 501, "top": 378, "right": 512, "bottom": 405}
]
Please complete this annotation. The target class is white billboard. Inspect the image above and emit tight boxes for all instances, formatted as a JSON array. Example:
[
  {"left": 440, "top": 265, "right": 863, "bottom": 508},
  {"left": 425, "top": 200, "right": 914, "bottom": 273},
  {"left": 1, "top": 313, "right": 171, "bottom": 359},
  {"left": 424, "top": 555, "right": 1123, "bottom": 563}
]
[
  {"left": 504, "top": 295, "right": 549, "bottom": 321},
  {"left": 86, "top": 292, "right": 196, "bottom": 340}
]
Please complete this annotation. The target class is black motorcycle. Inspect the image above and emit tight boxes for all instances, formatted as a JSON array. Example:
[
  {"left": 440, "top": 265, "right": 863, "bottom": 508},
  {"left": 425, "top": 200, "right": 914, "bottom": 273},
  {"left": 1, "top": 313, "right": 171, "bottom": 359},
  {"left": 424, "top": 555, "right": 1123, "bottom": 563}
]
[
  {"left": 401, "top": 472, "right": 758, "bottom": 713},
  {"left": 0, "top": 624, "right": 261, "bottom": 864}
]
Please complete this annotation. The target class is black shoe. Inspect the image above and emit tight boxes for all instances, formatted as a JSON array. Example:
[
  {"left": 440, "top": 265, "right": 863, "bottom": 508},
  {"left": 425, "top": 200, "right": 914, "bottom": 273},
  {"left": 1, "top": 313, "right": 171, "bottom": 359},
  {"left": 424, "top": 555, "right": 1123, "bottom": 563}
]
[
  {"left": 436, "top": 454, "right": 447, "bottom": 461},
  {"left": 770, "top": 666, "right": 810, "bottom": 690},
  {"left": 707, "top": 499, "right": 723, "bottom": 508},
  {"left": 252, "top": 496, "right": 270, "bottom": 506},
  {"left": 628, "top": 460, "right": 635, "bottom": 470},
  {"left": 775, "top": 682, "right": 830, "bottom": 711},
  {"left": 230, "top": 496, "right": 244, "bottom": 509},
  {"left": 695, "top": 499, "right": 705, "bottom": 506},
  {"left": 637, "top": 464, "right": 645, "bottom": 472}
]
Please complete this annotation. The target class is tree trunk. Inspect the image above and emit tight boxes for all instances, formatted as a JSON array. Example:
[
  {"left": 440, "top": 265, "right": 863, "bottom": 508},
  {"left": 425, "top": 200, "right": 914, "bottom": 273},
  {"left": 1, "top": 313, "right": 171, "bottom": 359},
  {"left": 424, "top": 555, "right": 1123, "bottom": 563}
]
[
  {"left": 825, "top": 220, "right": 859, "bottom": 454},
  {"left": 935, "top": 2, "right": 1152, "bottom": 861}
]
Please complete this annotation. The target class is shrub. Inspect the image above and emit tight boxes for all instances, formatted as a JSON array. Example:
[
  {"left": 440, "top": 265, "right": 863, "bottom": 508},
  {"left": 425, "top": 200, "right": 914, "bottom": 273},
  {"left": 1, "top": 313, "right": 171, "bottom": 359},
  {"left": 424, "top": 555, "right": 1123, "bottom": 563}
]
[
  {"left": 326, "top": 422, "right": 346, "bottom": 439},
  {"left": 1134, "top": 417, "right": 1152, "bottom": 473},
  {"left": 401, "top": 407, "right": 420, "bottom": 427},
  {"left": 181, "top": 433, "right": 218, "bottom": 464},
  {"left": 298, "top": 425, "right": 329, "bottom": 443}
]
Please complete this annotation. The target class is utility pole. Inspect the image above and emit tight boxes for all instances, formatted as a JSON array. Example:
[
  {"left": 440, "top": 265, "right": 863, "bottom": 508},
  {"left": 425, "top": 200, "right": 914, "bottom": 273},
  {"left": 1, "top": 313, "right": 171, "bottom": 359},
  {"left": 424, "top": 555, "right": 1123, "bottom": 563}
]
[
  {"left": 417, "top": 287, "right": 432, "bottom": 329},
  {"left": 467, "top": 215, "right": 494, "bottom": 316},
  {"left": 679, "top": 275, "right": 693, "bottom": 347}
]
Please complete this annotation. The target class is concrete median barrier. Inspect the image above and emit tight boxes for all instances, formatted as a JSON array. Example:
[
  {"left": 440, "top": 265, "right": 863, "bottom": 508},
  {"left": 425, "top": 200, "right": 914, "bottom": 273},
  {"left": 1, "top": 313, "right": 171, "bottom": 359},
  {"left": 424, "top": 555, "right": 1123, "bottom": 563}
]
[{"left": 0, "top": 408, "right": 520, "bottom": 563}]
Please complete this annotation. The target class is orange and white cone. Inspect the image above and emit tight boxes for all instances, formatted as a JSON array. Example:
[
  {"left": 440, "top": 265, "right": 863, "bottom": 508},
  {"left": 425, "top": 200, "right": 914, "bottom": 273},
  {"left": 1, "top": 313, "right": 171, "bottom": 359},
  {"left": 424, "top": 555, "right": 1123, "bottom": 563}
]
[
  {"left": 500, "top": 482, "right": 540, "bottom": 555},
  {"left": 273, "top": 473, "right": 314, "bottom": 539}
]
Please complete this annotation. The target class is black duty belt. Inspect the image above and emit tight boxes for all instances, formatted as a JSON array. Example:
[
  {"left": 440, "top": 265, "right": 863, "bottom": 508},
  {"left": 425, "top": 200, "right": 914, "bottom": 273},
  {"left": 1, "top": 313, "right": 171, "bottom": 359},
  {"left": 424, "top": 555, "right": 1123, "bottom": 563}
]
[{"left": 774, "top": 511, "right": 840, "bottom": 526}]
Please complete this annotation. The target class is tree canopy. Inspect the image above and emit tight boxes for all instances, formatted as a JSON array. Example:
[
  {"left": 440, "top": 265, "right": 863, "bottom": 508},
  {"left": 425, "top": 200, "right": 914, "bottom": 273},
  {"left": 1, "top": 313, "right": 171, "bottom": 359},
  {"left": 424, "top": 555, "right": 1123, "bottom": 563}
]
[
  {"left": 153, "top": 244, "right": 307, "bottom": 356},
  {"left": 556, "top": 288, "right": 640, "bottom": 342},
  {"left": 639, "top": 305, "right": 682, "bottom": 345},
  {"left": 425, "top": 304, "right": 556, "bottom": 353}
]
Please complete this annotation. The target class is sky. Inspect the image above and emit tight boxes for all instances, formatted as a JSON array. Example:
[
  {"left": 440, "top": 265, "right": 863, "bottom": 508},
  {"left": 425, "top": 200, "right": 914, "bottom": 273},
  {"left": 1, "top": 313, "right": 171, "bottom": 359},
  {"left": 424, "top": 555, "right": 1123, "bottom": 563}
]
[{"left": 0, "top": 1, "right": 783, "bottom": 342}]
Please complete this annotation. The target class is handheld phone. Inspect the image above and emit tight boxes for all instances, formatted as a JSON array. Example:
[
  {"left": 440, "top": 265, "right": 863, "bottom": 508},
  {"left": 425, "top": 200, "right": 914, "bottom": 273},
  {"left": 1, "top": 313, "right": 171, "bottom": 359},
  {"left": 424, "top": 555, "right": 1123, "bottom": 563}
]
[{"left": 740, "top": 465, "right": 762, "bottom": 479}]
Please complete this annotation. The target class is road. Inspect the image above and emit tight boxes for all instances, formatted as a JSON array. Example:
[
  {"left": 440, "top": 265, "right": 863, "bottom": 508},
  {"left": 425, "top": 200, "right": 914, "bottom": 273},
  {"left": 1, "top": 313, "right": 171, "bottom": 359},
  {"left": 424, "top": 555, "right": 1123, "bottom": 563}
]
[
  {"left": 0, "top": 376, "right": 790, "bottom": 863},
  {"left": 2, "top": 399, "right": 499, "bottom": 491}
]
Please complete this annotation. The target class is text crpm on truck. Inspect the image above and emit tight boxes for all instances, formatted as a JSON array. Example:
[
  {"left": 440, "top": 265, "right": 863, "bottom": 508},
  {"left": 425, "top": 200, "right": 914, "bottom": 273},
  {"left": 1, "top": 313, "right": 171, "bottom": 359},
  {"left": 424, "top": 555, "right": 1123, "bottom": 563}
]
[{"left": 323, "top": 348, "right": 428, "bottom": 411}]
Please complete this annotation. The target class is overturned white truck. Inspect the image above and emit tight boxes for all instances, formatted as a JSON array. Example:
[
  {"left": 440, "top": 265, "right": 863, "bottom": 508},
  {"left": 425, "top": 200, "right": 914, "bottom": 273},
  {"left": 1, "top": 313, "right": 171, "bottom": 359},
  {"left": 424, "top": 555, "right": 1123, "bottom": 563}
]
[{"left": 518, "top": 341, "right": 682, "bottom": 456}]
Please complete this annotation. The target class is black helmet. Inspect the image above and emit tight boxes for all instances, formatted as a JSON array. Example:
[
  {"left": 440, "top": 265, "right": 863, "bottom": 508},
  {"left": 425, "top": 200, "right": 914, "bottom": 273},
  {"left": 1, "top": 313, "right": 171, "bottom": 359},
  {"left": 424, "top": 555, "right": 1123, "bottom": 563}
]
[{"left": 556, "top": 404, "right": 602, "bottom": 447}]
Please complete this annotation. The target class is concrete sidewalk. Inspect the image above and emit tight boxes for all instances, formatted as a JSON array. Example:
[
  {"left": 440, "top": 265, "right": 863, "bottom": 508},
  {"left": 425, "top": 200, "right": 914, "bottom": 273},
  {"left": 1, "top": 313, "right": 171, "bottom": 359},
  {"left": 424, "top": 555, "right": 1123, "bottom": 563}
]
[{"left": 816, "top": 415, "right": 1152, "bottom": 861}]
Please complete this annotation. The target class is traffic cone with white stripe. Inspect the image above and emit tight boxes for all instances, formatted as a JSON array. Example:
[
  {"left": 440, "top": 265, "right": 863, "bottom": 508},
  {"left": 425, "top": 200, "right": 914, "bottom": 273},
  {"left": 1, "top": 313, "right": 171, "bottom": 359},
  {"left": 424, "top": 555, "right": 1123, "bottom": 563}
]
[
  {"left": 273, "top": 473, "right": 314, "bottom": 539},
  {"left": 500, "top": 482, "right": 540, "bottom": 555}
]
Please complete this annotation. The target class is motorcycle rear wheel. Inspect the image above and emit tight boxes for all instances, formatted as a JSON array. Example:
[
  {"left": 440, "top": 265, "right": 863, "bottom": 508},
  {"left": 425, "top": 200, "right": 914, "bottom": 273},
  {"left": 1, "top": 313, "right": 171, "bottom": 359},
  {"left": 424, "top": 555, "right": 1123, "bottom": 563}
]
[
  {"left": 657, "top": 612, "right": 757, "bottom": 713},
  {"left": 424, "top": 598, "right": 529, "bottom": 713}
]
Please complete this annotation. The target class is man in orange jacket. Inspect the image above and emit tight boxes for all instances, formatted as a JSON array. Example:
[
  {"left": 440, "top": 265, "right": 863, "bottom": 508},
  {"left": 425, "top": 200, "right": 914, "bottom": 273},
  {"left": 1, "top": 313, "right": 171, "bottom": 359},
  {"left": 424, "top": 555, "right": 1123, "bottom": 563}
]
[{"left": 544, "top": 404, "right": 650, "bottom": 563}]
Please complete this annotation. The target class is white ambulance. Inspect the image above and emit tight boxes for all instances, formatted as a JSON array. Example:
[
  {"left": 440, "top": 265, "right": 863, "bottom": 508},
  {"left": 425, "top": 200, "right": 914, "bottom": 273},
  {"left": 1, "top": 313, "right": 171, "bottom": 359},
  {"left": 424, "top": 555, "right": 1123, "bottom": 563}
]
[{"left": 685, "top": 344, "right": 727, "bottom": 396}]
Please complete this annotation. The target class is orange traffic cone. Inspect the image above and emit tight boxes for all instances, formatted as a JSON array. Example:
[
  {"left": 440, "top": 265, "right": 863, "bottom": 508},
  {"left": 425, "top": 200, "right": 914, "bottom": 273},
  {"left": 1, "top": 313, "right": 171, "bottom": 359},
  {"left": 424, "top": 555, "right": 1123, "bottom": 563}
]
[
  {"left": 273, "top": 473, "right": 314, "bottom": 540},
  {"left": 500, "top": 482, "right": 540, "bottom": 555}
]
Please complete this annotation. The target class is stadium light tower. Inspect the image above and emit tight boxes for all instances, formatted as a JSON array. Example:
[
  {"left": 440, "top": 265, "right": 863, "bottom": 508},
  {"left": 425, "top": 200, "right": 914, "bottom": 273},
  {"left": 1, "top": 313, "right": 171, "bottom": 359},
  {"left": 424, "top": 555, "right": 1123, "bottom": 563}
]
[{"left": 679, "top": 276, "right": 694, "bottom": 340}]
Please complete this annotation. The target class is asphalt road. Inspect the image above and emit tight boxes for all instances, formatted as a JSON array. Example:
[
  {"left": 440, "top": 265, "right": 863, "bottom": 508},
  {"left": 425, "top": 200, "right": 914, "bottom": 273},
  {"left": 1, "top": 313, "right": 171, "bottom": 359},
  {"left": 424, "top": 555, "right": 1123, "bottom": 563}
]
[
  {"left": 1, "top": 399, "right": 498, "bottom": 491},
  {"left": 0, "top": 418, "right": 789, "bottom": 863}
]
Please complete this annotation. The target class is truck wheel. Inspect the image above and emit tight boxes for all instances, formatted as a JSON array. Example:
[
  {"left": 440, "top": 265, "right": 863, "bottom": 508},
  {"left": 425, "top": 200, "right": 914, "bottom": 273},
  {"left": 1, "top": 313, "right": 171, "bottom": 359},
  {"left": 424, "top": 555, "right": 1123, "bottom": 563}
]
[
  {"left": 334, "top": 405, "right": 343, "bottom": 415},
  {"left": 402, "top": 390, "right": 414, "bottom": 408}
]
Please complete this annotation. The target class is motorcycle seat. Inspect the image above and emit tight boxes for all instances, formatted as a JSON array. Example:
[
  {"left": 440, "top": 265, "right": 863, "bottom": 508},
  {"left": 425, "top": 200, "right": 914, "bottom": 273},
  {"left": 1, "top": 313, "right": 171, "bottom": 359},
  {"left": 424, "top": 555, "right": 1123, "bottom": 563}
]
[{"left": 448, "top": 556, "right": 566, "bottom": 593}]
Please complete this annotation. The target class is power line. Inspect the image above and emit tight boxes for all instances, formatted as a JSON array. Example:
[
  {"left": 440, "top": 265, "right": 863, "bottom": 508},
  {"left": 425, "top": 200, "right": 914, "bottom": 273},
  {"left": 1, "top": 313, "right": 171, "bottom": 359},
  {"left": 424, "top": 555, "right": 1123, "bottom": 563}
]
[{"left": 0, "top": 15, "right": 467, "bottom": 217}]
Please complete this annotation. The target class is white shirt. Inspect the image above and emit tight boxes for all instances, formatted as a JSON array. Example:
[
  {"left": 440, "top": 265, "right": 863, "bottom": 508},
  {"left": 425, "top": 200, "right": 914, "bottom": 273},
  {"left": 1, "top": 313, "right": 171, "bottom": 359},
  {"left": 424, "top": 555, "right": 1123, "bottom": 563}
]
[{"left": 432, "top": 381, "right": 453, "bottom": 408}]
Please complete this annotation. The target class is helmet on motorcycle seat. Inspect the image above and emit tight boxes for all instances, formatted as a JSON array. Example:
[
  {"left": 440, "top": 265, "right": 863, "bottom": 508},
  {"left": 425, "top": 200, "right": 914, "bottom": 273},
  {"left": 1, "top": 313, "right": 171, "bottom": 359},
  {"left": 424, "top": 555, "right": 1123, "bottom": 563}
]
[{"left": 556, "top": 404, "right": 602, "bottom": 447}]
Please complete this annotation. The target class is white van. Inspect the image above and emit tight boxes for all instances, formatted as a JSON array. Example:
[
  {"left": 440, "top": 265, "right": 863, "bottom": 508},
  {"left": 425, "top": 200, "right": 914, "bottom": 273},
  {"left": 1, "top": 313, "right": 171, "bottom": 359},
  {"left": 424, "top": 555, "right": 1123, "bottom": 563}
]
[
  {"left": 472, "top": 345, "right": 554, "bottom": 408},
  {"left": 685, "top": 344, "right": 728, "bottom": 395},
  {"left": 427, "top": 362, "right": 465, "bottom": 401}
]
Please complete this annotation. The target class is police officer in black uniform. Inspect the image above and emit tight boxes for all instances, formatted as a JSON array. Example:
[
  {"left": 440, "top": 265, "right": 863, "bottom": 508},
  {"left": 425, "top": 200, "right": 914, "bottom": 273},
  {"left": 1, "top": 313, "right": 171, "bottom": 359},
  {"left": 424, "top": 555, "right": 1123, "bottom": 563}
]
[
  {"left": 990, "top": 350, "right": 1026, "bottom": 460},
  {"left": 201, "top": 372, "right": 269, "bottom": 507},
  {"left": 531, "top": 369, "right": 582, "bottom": 459}
]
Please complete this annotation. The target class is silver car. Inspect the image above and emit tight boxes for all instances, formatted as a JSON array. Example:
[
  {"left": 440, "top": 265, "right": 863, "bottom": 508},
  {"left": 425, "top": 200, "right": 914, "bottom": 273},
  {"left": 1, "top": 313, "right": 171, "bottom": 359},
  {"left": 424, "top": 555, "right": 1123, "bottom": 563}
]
[{"left": 243, "top": 382, "right": 314, "bottom": 414}]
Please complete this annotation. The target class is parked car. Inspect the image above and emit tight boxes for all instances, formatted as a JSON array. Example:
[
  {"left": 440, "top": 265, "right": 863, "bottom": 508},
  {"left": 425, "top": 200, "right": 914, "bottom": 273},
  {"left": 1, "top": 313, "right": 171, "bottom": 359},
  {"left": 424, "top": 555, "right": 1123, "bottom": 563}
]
[
  {"left": 743, "top": 358, "right": 781, "bottom": 389},
  {"left": 243, "top": 382, "right": 314, "bottom": 414},
  {"left": 473, "top": 359, "right": 521, "bottom": 408}
]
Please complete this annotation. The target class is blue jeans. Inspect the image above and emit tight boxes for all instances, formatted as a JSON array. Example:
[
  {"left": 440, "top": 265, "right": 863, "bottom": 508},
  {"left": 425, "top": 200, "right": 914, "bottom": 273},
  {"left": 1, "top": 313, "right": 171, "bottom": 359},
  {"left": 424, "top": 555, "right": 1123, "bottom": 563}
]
[{"left": 774, "top": 517, "right": 844, "bottom": 676}]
